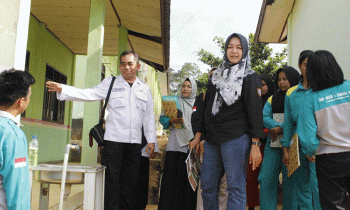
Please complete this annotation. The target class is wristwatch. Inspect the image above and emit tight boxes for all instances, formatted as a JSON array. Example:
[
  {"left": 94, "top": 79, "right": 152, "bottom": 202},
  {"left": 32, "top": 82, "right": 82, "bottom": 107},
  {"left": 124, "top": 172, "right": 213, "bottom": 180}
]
[{"left": 252, "top": 141, "right": 261, "bottom": 146}]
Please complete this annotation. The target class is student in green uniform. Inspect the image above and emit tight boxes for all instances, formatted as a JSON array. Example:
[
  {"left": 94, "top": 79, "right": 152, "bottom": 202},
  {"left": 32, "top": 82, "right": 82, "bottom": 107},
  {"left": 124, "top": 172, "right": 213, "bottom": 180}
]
[
  {"left": 0, "top": 69, "right": 35, "bottom": 210},
  {"left": 297, "top": 50, "right": 350, "bottom": 210},
  {"left": 258, "top": 66, "right": 300, "bottom": 210},
  {"left": 281, "top": 50, "right": 322, "bottom": 210}
]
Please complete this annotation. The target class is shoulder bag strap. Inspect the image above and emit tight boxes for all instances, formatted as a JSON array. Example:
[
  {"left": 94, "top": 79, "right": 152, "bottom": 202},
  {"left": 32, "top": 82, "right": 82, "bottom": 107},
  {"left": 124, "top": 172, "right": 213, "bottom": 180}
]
[{"left": 99, "top": 76, "right": 116, "bottom": 123}]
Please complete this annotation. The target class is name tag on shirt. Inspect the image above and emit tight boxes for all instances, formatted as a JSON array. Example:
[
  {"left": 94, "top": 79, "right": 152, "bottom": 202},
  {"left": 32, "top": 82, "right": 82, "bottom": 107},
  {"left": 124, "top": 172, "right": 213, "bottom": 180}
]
[
  {"left": 112, "top": 88, "right": 124, "bottom": 92},
  {"left": 15, "top": 157, "right": 26, "bottom": 168}
]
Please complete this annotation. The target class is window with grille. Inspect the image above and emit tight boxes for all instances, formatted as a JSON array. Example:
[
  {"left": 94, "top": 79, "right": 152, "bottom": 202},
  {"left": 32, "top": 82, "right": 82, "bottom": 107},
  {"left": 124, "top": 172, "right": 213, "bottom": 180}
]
[{"left": 42, "top": 65, "right": 67, "bottom": 124}]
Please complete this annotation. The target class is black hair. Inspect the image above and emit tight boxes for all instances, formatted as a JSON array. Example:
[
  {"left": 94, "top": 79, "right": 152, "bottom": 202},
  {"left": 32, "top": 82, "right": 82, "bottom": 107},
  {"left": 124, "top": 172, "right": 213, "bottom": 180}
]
[
  {"left": 274, "top": 66, "right": 300, "bottom": 90},
  {"left": 298, "top": 50, "right": 313, "bottom": 66},
  {"left": 119, "top": 50, "right": 139, "bottom": 64},
  {"left": 307, "top": 50, "right": 344, "bottom": 91},
  {"left": 260, "top": 75, "right": 274, "bottom": 104},
  {"left": 272, "top": 67, "right": 300, "bottom": 113},
  {"left": 0, "top": 69, "right": 36, "bottom": 107}
]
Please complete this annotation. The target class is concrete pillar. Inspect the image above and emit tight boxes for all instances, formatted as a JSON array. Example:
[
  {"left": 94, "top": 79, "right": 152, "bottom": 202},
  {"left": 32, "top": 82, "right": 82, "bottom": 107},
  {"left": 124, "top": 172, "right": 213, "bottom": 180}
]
[
  {"left": 81, "top": 0, "right": 107, "bottom": 165},
  {"left": 287, "top": 15, "right": 292, "bottom": 66},
  {"left": 0, "top": 0, "right": 31, "bottom": 72},
  {"left": 117, "top": 26, "right": 128, "bottom": 75}
]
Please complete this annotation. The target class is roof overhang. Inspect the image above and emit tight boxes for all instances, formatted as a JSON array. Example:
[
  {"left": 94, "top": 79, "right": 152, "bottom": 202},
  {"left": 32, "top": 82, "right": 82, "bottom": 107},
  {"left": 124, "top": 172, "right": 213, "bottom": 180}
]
[
  {"left": 254, "top": 0, "right": 295, "bottom": 44},
  {"left": 30, "top": 0, "right": 170, "bottom": 72}
]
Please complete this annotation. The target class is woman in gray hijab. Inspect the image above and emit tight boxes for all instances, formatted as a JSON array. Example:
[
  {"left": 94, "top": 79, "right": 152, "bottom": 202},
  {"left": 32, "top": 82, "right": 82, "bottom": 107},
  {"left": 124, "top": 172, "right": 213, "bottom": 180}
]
[
  {"left": 191, "top": 33, "right": 264, "bottom": 210},
  {"left": 158, "top": 78, "right": 198, "bottom": 210}
]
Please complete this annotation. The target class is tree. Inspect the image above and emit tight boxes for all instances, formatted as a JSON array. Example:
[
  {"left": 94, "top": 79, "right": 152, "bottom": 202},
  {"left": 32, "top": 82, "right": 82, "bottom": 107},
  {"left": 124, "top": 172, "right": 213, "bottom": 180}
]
[
  {"left": 196, "top": 72, "right": 209, "bottom": 94},
  {"left": 248, "top": 33, "right": 272, "bottom": 73},
  {"left": 248, "top": 33, "right": 287, "bottom": 79},
  {"left": 196, "top": 33, "right": 287, "bottom": 80},
  {"left": 261, "top": 47, "right": 287, "bottom": 79},
  {"left": 196, "top": 36, "right": 224, "bottom": 68},
  {"left": 169, "top": 62, "right": 201, "bottom": 95}
]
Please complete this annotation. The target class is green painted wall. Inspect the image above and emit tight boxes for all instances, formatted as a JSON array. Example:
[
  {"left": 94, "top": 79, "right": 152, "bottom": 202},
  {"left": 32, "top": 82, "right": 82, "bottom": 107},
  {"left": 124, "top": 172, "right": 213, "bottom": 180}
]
[
  {"left": 21, "top": 122, "right": 69, "bottom": 162},
  {"left": 81, "top": 0, "right": 107, "bottom": 165},
  {"left": 103, "top": 56, "right": 119, "bottom": 77},
  {"left": 23, "top": 14, "right": 75, "bottom": 162},
  {"left": 138, "top": 62, "right": 163, "bottom": 135},
  {"left": 72, "top": 55, "right": 118, "bottom": 119},
  {"left": 26, "top": 15, "right": 75, "bottom": 121},
  {"left": 117, "top": 26, "right": 128, "bottom": 75},
  {"left": 71, "top": 55, "right": 87, "bottom": 119}
]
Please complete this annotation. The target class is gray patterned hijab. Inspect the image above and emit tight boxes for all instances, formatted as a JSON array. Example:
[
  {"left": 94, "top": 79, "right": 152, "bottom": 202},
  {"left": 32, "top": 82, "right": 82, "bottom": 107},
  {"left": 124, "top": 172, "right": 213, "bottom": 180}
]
[{"left": 211, "top": 33, "right": 255, "bottom": 115}]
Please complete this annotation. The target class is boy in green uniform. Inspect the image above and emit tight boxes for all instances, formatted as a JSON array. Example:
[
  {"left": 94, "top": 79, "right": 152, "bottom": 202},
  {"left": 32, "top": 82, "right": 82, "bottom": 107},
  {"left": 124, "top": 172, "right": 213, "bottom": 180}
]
[{"left": 0, "top": 69, "right": 35, "bottom": 209}]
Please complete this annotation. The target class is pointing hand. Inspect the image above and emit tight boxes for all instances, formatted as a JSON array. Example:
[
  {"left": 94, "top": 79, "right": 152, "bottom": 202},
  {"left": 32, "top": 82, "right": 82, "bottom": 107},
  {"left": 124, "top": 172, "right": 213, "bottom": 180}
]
[{"left": 46, "top": 81, "right": 63, "bottom": 93}]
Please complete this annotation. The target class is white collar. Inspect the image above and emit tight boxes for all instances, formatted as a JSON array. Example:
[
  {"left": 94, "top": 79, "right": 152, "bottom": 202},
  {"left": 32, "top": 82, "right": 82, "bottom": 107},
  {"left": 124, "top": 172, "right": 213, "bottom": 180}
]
[{"left": 0, "top": 110, "right": 22, "bottom": 127}]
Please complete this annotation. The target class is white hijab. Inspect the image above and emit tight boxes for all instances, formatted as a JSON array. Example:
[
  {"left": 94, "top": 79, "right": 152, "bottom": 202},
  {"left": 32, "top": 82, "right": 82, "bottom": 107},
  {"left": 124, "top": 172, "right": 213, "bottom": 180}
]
[{"left": 175, "top": 78, "right": 197, "bottom": 147}]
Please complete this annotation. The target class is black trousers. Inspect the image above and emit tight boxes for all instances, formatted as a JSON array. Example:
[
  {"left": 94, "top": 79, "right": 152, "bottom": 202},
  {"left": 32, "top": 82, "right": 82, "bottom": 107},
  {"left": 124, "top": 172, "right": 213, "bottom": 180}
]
[
  {"left": 132, "top": 156, "right": 150, "bottom": 210},
  {"left": 316, "top": 151, "right": 350, "bottom": 210},
  {"left": 101, "top": 141, "right": 142, "bottom": 210}
]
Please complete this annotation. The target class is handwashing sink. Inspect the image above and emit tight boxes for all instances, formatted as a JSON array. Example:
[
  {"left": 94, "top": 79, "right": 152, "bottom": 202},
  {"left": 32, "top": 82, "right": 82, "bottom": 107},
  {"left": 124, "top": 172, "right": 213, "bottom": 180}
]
[
  {"left": 30, "top": 163, "right": 106, "bottom": 209},
  {"left": 31, "top": 164, "right": 102, "bottom": 184}
]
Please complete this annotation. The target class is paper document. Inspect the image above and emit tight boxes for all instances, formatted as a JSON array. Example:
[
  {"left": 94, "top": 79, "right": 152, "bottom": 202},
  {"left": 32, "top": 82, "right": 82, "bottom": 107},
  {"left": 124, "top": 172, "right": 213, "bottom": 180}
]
[
  {"left": 287, "top": 133, "right": 301, "bottom": 177},
  {"left": 271, "top": 113, "right": 284, "bottom": 148},
  {"left": 185, "top": 149, "right": 201, "bottom": 191}
]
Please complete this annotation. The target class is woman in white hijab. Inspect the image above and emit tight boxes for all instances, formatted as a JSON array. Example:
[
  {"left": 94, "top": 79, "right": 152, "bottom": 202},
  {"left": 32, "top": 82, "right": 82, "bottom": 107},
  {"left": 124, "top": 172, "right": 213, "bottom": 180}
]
[{"left": 158, "top": 78, "right": 198, "bottom": 210}]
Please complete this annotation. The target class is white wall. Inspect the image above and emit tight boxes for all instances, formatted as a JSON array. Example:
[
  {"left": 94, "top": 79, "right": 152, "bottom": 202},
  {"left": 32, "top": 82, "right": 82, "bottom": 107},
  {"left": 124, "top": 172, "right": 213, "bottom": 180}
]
[
  {"left": 0, "top": 0, "right": 30, "bottom": 72},
  {"left": 287, "top": 0, "right": 350, "bottom": 79}
]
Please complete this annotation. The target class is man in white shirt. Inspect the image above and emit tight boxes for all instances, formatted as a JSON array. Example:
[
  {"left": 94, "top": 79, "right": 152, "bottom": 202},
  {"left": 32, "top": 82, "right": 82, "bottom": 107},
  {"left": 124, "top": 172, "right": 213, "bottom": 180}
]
[{"left": 46, "top": 50, "right": 156, "bottom": 210}]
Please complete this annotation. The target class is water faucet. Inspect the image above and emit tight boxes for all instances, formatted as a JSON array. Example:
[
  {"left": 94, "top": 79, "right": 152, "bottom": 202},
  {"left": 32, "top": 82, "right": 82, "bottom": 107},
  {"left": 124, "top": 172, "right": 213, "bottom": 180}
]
[
  {"left": 65, "top": 143, "right": 80, "bottom": 154},
  {"left": 59, "top": 143, "right": 81, "bottom": 210}
]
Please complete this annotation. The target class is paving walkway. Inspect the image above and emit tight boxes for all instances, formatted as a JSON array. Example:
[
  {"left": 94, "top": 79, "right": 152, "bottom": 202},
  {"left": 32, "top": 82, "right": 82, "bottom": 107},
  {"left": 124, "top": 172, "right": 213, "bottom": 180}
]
[
  {"left": 31, "top": 172, "right": 282, "bottom": 210},
  {"left": 30, "top": 134, "right": 282, "bottom": 209}
]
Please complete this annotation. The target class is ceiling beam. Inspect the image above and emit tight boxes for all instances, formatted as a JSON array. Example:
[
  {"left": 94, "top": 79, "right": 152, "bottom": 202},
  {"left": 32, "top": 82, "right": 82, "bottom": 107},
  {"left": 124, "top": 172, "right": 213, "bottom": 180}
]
[
  {"left": 254, "top": 0, "right": 268, "bottom": 44},
  {"left": 128, "top": 30, "right": 162, "bottom": 44},
  {"left": 161, "top": 0, "right": 170, "bottom": 72},
  {"left": 140, "top": 58, "right": 163, "bottom": 72},
  {"left": 109, "top": 0, "right": 121, "bottom": 25}
]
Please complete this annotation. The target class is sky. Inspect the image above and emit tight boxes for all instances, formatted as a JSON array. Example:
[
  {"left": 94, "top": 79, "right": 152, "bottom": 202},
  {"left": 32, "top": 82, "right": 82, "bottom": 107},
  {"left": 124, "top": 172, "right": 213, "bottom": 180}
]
[{"left": 169, "top": 0, "right": 286, "bottom": 72}]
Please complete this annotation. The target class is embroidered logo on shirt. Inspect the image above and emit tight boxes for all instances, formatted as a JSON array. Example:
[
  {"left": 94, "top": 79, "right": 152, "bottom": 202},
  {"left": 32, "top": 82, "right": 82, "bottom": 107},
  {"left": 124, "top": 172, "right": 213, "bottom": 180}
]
[
  {"left": 192, "top": 106, "right": 197, "bottom": 112},
  {"left": 15, "top": 157, "right": 26, "bottom": 168},
  {"left": 112, "top": 88, "right": 124, "bottom": 92},
  {"left": 321, "top": 91, "right": 349, "bottom": 102}
]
